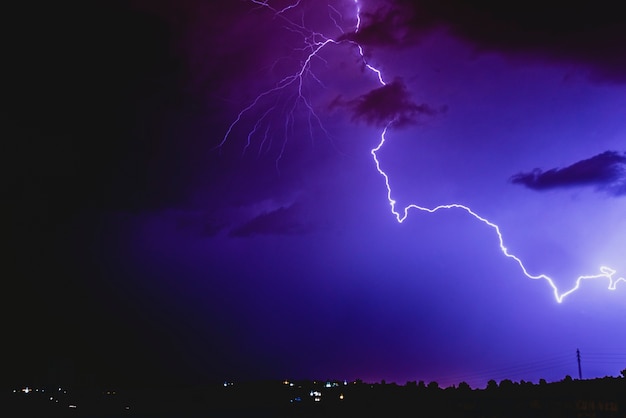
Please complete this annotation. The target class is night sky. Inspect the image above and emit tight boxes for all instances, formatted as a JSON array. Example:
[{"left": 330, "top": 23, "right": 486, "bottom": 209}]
[{"left": 5, "top": 0, "right": 626, "bottom": 389}]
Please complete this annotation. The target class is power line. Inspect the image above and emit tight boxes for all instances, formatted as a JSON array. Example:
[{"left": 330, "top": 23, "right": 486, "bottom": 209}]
[
  {"left": 434, "top": 349, "right": 626, "bottom": 388},
  {"left": 441, "top": 353, "right": 573, "bottom": 385}
]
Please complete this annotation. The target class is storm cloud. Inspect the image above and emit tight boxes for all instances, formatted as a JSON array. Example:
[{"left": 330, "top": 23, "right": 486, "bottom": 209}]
[
  {"left": 230, "top": 203, "right": 312, "bottom": 237},
  {"left": 344, "top": 79, "right": 445, "bottom": 127},
  {"left": 350, "top": 0, "right": 626, "bottom": 83},
  {"left": 510, "top": 151, "right": 626, "bottom": 196}
]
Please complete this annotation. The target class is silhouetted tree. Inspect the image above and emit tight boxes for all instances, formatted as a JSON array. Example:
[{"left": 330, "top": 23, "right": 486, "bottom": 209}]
[
  {"left": 427, "top": 381, "right": 439, "bottom": 390},
  {"left": 486, "top": 379, "right": 498, "bottom": 390},
  {"left": 520, "top": 380, "right": 534, "bottom": 388},
  {"left": 621, "top": 369, "right": 626, "bottom": 378},
  {"left": 458, "top": 381, "right": 471, "bottom": 391},
  {"left": 499, "top": 379, "right": 514, "bottom": 390}
]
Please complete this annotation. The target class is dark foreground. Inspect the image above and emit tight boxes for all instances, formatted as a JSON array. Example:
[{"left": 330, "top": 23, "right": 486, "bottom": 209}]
[{"left": 3, "top": 376, "right": 624, "bottom": 417}]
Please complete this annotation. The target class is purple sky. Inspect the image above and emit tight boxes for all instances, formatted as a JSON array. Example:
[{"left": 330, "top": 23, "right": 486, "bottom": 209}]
[{"left": 5, "top": 0, "right": 626, "bottom": 389}]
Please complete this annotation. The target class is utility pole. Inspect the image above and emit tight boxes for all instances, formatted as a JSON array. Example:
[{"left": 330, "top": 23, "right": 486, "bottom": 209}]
[{"left": 576, "top": 349, "right": 582, "bottom": 380}]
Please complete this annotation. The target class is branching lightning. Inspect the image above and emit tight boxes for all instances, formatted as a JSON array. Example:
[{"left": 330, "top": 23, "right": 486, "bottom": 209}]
[
  {"left": 371, "top": 127, "right": 626, "bottom": 302},
  {"left": 221, "top": 0, "right": 625, "bottom": 303}
]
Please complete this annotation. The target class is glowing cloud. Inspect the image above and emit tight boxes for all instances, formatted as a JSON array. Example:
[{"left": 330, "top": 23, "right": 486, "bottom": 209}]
[{"left": 220, "top": 0, "right": 625, "bottom": 302}]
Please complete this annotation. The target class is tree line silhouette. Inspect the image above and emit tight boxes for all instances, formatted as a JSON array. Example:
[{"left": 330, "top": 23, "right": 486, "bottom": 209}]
[{"left": 5, "top": 371, "right": 626, "bottom": 417}]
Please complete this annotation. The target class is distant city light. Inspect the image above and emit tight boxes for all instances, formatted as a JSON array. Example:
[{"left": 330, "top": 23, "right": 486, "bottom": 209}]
[
  {"left": 21, "top": 387, "right": 31, "bottom": 394},
  {"left": 339, "top": 394, "right": 344, "bottom": 400}
]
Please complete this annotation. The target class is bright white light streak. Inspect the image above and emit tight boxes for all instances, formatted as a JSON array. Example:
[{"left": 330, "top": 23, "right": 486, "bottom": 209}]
[{"left": 221, "top": 0, "right": 625, "bottom": 303}]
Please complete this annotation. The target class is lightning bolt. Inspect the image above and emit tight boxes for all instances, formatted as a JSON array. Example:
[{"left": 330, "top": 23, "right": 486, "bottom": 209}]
[
  {"left": 221, "top": 0, "right": 625, "bottom": 303},
  {"left": 219, "top": 0, "right": 342, "bottom": 171},
  {"left": 371, "top": 127, "right": 626, "bottom": 302}
]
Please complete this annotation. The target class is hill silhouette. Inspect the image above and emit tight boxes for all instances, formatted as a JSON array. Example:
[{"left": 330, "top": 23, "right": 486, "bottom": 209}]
[{"left": 4, "top": 372, "right": 625, "bottom": 417}]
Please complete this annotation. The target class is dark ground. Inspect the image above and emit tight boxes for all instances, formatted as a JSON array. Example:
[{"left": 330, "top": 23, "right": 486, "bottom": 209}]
[{"left": 3, "top": 375, "right": 625, "bottom": 417}]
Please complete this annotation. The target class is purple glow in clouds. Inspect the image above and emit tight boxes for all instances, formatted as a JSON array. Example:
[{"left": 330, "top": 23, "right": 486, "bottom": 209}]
[
  {"left": 13, "top": 0, "right": 626, "bottom": 389},
  {"left": 220, "top": 0, "right": 625, "bottom": 303}
]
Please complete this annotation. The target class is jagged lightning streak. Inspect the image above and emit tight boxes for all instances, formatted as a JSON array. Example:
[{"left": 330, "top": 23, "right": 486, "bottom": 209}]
[
  {"left": 371, "top": 127, "right": 625, "bottom": 302},
  {"left": 223, "top": 0, "right": 625, "bottom": 303}
]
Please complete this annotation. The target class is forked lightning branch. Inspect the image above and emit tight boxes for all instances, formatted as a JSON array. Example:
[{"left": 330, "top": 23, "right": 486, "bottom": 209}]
[{"left": 219, "top": 0, "right": 625, "bottom": 303}]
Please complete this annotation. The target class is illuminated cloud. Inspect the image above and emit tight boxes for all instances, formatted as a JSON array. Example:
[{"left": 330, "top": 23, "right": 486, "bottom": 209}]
[
  {"left": 344, "top": 79, "right": 445, "bottom": 127},
  {"left": 510, "top": 151, "right": 626, "bottom": 196}
]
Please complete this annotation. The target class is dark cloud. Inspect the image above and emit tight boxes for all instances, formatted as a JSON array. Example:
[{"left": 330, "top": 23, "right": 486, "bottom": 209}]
[
  {"left": 510, "top": 151, "right": 626, "bottom": 196},
  {"left": 343, "top": 79, "right": 446, "bottom": 127},
  {"left": 340, "top": 2, "right": 426, "bottom": 47},
  {"left": 230, "top": 203, "right": 312, "bottom": 237},
  {"left": 353, "top": 0, "right": 626, "bottom": 83}
]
